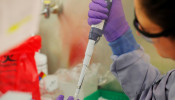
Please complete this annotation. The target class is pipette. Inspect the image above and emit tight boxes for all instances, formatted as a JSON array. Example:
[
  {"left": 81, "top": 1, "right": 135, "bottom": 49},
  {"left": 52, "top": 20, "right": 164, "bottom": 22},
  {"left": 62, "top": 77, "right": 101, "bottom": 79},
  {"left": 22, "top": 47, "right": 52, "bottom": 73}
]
[{"left": 74, "top": 0, "right": 112, "bottom": 99}]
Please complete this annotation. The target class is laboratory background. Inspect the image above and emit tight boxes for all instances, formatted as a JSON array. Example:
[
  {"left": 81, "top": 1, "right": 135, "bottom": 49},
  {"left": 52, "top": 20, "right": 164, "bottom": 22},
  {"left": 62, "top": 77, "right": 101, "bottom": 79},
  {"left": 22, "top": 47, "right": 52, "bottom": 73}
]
[{"left": 0, "top": 0, "right": 175, "bottom": 100}]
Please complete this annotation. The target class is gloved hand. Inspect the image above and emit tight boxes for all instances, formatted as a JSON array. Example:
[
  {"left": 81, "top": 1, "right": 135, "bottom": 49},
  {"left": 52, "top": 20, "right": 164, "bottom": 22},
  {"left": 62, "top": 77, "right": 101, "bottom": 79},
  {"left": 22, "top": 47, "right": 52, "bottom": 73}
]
[
  {"left": 88, "top": 0, "right": 129, "bottom": 42},
  {"left": 56, "top": 95, "right": 79, "bottom": 100}
]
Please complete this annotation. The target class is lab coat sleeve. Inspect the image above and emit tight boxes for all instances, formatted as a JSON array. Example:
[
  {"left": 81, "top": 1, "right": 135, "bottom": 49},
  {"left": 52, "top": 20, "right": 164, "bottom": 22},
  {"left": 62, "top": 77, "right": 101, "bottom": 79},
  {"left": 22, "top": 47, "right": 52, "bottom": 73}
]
[
  {"left": 169, "top": 84, "right": 175, "bottom": 100},
  {"left": 166, "top": 71, "right": 175, "bottom": 100},
  {"left": 108, "top": 28, "right": 161, "bottom": 99},
  {"left": 110, "top": 48, "right": 161, "bottom": 99}
]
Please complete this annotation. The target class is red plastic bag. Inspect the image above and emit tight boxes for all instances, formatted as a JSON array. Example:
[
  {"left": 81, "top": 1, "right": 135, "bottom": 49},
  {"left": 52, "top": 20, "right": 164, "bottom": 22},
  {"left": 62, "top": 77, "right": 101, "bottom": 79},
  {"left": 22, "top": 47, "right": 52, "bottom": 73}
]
[{"left": 0, "top": 36, "right": 41, "bottom": 100}]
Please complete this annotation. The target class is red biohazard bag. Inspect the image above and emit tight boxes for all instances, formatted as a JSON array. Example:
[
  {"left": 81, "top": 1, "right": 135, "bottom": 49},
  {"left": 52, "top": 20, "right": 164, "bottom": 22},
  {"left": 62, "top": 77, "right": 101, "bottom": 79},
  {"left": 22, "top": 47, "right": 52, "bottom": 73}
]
[{"left": 0, "top": 36, "right": 41, "bottom": 100}]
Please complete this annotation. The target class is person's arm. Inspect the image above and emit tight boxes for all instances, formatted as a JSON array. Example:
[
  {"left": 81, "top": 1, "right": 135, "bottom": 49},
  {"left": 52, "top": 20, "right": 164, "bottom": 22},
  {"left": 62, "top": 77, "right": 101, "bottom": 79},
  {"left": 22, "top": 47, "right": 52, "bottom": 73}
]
[
  {"left": 89, "top": 0, "right": 161, "bottom": 99},
  {"left": 109, "top": 28, "right": 161, "bottom": 99},
  {"left": 109, "top": 28, "right": 140, "bottom": 56},
  {"left": 165, "top": 70, "right": 175, "bottom": 100}
]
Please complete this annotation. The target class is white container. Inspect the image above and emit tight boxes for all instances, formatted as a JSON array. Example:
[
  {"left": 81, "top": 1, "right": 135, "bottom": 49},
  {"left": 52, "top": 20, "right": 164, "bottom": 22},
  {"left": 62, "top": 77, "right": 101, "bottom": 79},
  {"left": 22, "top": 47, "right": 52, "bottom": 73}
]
[
  {"left": 35, "top": 52, "right": 48, "bottom": 75},
  {"left": 0, "top": 91, "right": 32, "bottom": 100}
]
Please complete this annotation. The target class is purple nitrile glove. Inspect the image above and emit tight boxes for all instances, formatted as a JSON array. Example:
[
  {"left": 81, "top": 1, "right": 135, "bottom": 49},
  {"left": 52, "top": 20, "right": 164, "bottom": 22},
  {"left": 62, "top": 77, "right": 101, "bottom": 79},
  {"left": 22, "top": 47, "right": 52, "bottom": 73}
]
[
  {"left": 57, "top": 95, "right": 64, "bottom": 100},
  {"left": 56, "top": 95, "right": 79, "bottom": 100},
  {"left": 88, "top": 0, "right": 129, "bottom": 42}
]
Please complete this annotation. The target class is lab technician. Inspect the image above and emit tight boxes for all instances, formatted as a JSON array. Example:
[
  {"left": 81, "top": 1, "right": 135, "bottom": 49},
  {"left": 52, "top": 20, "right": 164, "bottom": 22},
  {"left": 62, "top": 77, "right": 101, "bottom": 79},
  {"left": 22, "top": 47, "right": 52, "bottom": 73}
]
[{"left": 58, "top": 0, "right": 175, "bottom": 99}]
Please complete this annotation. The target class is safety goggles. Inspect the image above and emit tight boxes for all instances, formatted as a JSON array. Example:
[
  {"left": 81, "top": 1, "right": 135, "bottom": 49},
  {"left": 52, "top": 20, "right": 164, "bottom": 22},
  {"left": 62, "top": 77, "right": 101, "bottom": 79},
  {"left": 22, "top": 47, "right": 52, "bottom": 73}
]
[{"left": 133, "top": 13, "right": 171, "bottom": 43}]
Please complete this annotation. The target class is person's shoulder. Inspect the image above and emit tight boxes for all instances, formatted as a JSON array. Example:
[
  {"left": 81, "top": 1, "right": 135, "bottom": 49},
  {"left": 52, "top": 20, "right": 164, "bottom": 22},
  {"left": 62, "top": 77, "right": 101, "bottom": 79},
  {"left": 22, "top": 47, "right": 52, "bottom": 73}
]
[
  {"left": 167, "top": 70, "right": 175, "bottom": 99},
  {"left": 167, "top": 69, "right": 175, "bottom": 80},
  {"left": 165, "top": 69, "right": 175, "bottom": 87}
]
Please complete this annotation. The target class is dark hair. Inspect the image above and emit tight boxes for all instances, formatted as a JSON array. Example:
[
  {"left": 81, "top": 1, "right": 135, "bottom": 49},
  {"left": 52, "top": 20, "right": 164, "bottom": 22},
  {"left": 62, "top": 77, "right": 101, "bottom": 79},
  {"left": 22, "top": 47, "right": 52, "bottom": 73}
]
[{"left": 140, "top": 0, "right": 175, "bottom": 38}]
